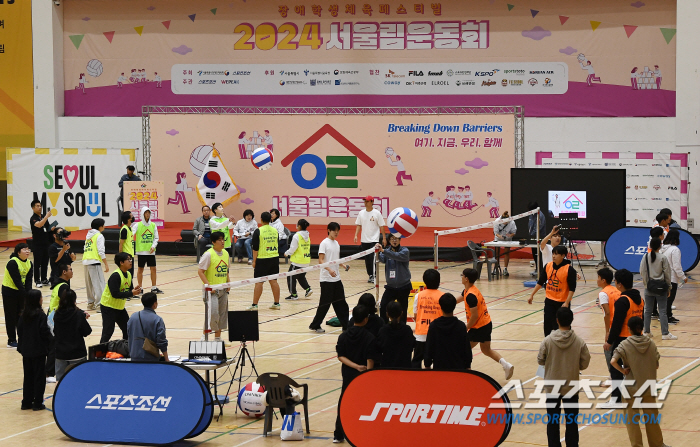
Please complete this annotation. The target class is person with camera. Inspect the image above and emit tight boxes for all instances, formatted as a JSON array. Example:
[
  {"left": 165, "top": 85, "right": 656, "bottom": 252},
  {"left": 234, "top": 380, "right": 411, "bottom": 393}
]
[
  {"left": 29, "top": 200, "right": 52, "bottom": 288},
  {"left": 48, "top": 227, "right": 75, "bottom": 285}
]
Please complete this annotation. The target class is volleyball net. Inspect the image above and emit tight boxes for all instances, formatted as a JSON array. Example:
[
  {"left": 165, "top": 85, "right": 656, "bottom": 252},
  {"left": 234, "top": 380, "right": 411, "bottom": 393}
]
[{"left": 432, "top": 208, "right": 542, "bottom": 270}]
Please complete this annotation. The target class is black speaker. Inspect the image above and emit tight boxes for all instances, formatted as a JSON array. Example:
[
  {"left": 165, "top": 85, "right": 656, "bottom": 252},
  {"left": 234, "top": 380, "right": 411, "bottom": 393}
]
[{"left": 228, "top": 310, "right": 259, "bottom": 342}]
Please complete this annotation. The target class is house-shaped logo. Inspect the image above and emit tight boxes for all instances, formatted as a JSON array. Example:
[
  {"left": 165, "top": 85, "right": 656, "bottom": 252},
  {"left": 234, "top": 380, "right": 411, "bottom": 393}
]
[
  {"left": 215, "top": 259, "right": 228, "bottom": 273},
  {"left": 563, "top": 194, "right": 583, "bottom": 210},
  {"left": 141, "top": 228, "right": 153, "bottom": 241}
]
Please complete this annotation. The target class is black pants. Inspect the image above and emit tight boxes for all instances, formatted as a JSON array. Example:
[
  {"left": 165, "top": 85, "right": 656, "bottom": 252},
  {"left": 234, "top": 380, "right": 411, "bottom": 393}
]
[
  {"left": 668, "top": 282, "right": 678, "bottom": 318},
  {"left": 46, "top": 338, "right": 55, "bottom": 377},
  {"left": 543, "top": 298, "right": 565, "bottom": 337},
  {"left": 33, "top": 245, "right": 49, "bottom": 283},
  {"left": 608, "top": 337, "right": 626, "bottom": 403},
  {"left": 360, "top": 241, "right": 379, "bottom": 276},
  {"left": 411, "top": 340, "right": 426, "bottom": 369},
  {"left": 2, "top": 286, "right": 24, "bottom": 342},
  {"left": 287, "top": 264, "right": 310, "bottom": 296},
  {"left": 100, "top": 305, "right": 130, "bottom": 343},
  {"left": 379, "top": 285, "right": 411, "bottom": 324},
  {"left": 335, "top": 371, "right": 360, "bottom": 441},
  {"left": 546, "top": 393, "right": 579, "bottom": 447},
  {"left": 310, "top": 282, "right": 349, "bottom": 330},
  {"left": 22, "top": 355, "right": 47, "bottom": 408}
]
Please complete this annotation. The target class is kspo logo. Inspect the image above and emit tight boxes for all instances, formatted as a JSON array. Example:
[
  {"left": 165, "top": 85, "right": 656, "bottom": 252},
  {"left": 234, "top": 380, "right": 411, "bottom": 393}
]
[{"left": 281, "top": 124, "right": 375, "bottom": 190}]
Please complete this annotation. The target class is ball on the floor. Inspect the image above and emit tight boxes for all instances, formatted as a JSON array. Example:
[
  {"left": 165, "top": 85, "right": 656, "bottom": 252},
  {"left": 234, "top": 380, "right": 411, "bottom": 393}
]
[
  {"left": 388, "top": 207, "right": 419, "bottom": 238},
  {"left": 251, "top": 147, "right": 273, "bottom": 170},
  {"left": 189, "top": 145, "right": 214, "bottom": 177},
  {"left": 237, "top": 382, "right": 266, "bottom": 417}
]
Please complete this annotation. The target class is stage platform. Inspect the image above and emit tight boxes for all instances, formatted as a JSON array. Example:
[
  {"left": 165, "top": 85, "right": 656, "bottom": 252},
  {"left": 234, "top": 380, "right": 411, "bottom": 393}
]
[{"left": 1, "top": 222, "right": 534, "bottom": 262}]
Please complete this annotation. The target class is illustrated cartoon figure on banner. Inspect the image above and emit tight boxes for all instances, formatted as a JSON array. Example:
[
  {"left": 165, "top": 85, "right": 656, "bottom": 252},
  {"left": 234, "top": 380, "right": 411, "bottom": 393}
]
[
  {"left": 196, "top": 143, "right": 241, "bottom": 208},
  {"left": 385, "top": 147, "right": 413, "bottom": 186},
  {"left": 553, "top": 193, "right": 561, "bottom": 216},
  {"left": 129, "top": 69, "right": 138, "bottom": 83},
  {"left": 154, "top": 72, "right": 162, "bottom": 88},
  {"left": 462, "top": 185, "right": 478, "bottom": 210},
  {"left": 263, "top": 130, "right": 273, "bottom": 153},
  {"left": 443, "top": 185, "right": 456, "bottom": 208},
  {"left": 654, "top": 65, "right": 662, "bottom": 88},
  {"left": 117, "top": 72, "right": 127, "bottom": 88},
  {"left": 630, "top": 67, "right": 639, "bottom": 89},
  {"left": 168, "top": 172, "right": 194, "bottom": 214},
  {"left": 77, "top": 73, "right": 88, "bottom": 94},
  {"left": 238, "top": 132, "right": 251, "bottom": 159},
  {"left": 421, "top": 191, "right": 440, "bottom": 217},
  {"left": 578, "top": 53, "right": 602, "bottom": 86},
  {"left": 487, "top": 192, "right": 500, "bottom": 217}
]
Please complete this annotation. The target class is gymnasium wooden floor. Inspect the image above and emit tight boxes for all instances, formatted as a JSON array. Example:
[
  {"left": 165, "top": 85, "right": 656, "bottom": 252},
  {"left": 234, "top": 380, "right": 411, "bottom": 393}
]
[{"left": 0, "top": 248, "right": 698, "bottom": 447}]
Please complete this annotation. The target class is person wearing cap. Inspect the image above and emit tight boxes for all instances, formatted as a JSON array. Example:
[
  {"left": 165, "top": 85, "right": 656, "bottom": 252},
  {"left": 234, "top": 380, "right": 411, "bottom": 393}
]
[{"left": 354, "top": 196, "right": 387, "bottom": 283}]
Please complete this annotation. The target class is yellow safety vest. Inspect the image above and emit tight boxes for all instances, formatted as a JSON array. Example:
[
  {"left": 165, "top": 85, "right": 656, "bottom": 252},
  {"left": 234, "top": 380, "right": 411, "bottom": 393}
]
[
  {"left": 205, "top": 248, "right": 230, "bottom": 285},
  {"left": 210, "top": 216, "right": 232, "bottom": 248},
  {"left": 134, "top": 221, "right": 156, "bottom": 253},
  {"left": 121, "top": 224, "right": 134, "bottom": 256},
  {"left": 49, "top": 282, "right": 69, "bottom": 313},
  {"left": 100, "top": 270, "right": 132, "bottom": 310},
  {"left": 83, "top": 233, "right": 102, "bottom": 263},
  {"left": 2, "top": 257, "right": 32, "bottom": 290},
  {"left": 290, "top": 233, "right": 311, "bottom": 265},
  {"left": 257, "top": 225, "right": 279, "bottom": 259}
]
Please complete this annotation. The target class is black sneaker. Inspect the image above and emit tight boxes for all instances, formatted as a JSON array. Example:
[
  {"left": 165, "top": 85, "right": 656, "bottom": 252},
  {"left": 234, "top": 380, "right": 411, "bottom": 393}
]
[
  {"left": 32, "top": 404, "right": 46, "bottom": 411},
  {"left": 367, "top": 275, "right": 374, "bottom": 283},
  {"left": 151, "top": 287, "right": 164, "bottom": 294},
  {"left": 304, "top": 288, "right": 313, "bottom": 298},
  {"left": 35, "top": 282, "right": 44, "bottom": 288},
  {"left": 7, "top": 340, "right": 17, "bottom": 348},
  {"left": 20, "top": 403, "right": 32, "bottom": 410},
  {"left": 668, "top": 317, "right": 680, "bottom": 325},
  {"left": 41, "top": 279, "right": 50, "bottom": 286},
  {"left": 503, "top": 268, "right": 510, "bottom": 277},
  {"left": 285, "top": 294, "right": 299, "bottom": 301}
]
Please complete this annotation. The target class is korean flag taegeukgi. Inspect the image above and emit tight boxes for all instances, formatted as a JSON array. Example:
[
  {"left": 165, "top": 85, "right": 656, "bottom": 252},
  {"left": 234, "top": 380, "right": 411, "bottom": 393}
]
[{"left": 196, "top": 148, "right": 241, "bottom": 208}]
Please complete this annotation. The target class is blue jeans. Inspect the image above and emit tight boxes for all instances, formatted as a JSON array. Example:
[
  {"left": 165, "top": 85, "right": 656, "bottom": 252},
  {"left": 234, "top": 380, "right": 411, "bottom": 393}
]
[{"left": 234, "top": 238, "right": 253, "bottom": 259}]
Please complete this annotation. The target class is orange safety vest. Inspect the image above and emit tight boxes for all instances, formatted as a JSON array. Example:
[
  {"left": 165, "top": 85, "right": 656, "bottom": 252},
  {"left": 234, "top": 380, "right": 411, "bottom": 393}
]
[
  {"left": 414, "top": 289, "right": 444, "bottom": 336},
  {"left": 619, "top": 294, "right": 645, "bottom": 338},
  {"left": 545, "top": 262, "right": 572, "bottom": 302},
  {"left": 463, "top": 286, "right": 491, "bottom": 329},
  {"left": 603, "top": 284, "right": 621, "bottom": 324}
]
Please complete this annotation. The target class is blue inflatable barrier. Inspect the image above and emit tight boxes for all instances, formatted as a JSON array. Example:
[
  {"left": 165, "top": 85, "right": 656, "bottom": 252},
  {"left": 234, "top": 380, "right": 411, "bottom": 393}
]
[
  {"left": 54, "top": 361, "right": 213, "bottom": 445},
  {"left": 605, "top": 227, "right": 700, "bottom": 274}
]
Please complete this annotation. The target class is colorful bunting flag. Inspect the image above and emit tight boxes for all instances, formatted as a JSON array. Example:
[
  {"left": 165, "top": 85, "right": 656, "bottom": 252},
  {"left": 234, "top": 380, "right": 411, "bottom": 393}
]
[
  {"left": 134, "top": 26, "right": 144, "bottom": 35},
  {"left": 162, "top": 20, "right": 171, "bottom": 30},
  {"left": 590, "top": 21, "right": 601, "bottom": 31},
  {"left": 188, "top": 14, "right": 196, "bottom": 22},
  {"left": 660, "top": 28, "right": 676, "bottom": 44},
  {"left": 103, "top": 31, "right": 115, "bottom": 43},
  {"left": 559, "top": 16, "right": 569, "bottom": 25},
  {"left": 507, "top": 4, "right": 514, "bottom": 11},
  {"left": 210, "top": 8, "right": 217, "bottom": 15},
  {"left": 530, "top": 9, "right": 539, "bottom": 18},
  {"left": 623, "top": 25, "right": 638, "bottom": 38},
  {"left": 69, "top": 35, "right": 84, "bottom": 50}
]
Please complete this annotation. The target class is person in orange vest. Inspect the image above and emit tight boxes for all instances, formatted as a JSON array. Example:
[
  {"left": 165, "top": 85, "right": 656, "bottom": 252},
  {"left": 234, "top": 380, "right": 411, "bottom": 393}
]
[
  {"left": 457, "top": 268, "right": 514, "bottom": 379},
  {"left": 411, "top": 269, "right": 444, "bottom": 369},
  {"left": 528, "top": 245, "right": 577, "bottom": 336},
  {"left": 596, "top": 267, "right": 620, "bottom": 387},
  {"left": 601, "top": 269, "right": 644, "bottom": 408}
]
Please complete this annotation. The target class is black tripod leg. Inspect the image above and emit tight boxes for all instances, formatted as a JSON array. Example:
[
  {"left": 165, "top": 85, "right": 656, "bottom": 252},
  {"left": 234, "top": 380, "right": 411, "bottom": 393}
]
[{"left": 225, "top": 352, "right": 246, "bottom": 415}]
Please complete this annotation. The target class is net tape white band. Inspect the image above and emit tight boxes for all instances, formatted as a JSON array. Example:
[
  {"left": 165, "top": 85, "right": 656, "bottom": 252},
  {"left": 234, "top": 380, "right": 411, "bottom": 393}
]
[
  {"left": 434, "top": 208, "right": 541, "bottom": 236},
  {"left": 206, "top": 246, "right": 377, "bottom": 291}
]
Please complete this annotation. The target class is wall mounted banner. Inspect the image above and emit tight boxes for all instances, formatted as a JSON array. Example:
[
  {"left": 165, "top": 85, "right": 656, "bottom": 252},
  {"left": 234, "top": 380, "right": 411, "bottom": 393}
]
[
  {"left": 63, "top": 0, "right": 675, "bottom": 117},
  {"left": 340, "top": 369, "right": 512, "bottom": 447},
  {"left": 537, "top": 152, "right": 688, "bottom": 229},
  {"left": 7, "top": 148, "right": 136, "bottom": 231},
  {"left": 150, "top": 113, "right": 514, "bottom": 227},
  {"left": 605, "top": 227, "right": 699, "bottom": 273},
  {"left": 54, "top": 361, "right": 213, "bottom": 445}
]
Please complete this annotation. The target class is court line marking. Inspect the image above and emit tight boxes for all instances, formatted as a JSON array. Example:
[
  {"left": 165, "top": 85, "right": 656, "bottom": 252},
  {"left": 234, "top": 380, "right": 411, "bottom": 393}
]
[{"left": 0, "top": 422, "right": 56, "bottom": 442}]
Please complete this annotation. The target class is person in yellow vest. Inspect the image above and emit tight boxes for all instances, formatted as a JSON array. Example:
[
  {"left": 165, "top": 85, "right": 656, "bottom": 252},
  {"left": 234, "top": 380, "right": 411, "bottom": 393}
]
[
  {"left": 209, "top": 202, "right": 236, "bottom": 259},
  {"left": 601, "top": 268, "right": 644, "bottom": 409},
  {"left": 2, "top": 243, "right": 34, "bottom": 348},
  {"left": 457, "top": 268, "right": 514, "bottom": 379},
  {"left": 132, "top": 206, "right": 163, "bottom": 295},
  {"left": 119, "top": 211, "right": 135, "bottom": 281},
  {"left": 411, "top": 269, "right": 444, "bottom": 369},
  {"left": 248, "top": 212, "right": 281, "bottom": 310},
  {"left": 83, "top": 218, "right": 109, "bottom": 311},
  {"left": 596, "top": 267, "right": 620, "bottom": 387},
  {"left": 48, "top": 264, "right": 72, "bottom": 315},
  {"left": 99, "top": 252, "right": 142, "bottom": 343},
  {"left": 197, "top": 231, "right": 231, "bottom": 341},
  {"left": 283, "top": 219, "right": 313, "bottom": 301},
  {"left": 528, "top": 245, "right": 577, "bottom": 336}
]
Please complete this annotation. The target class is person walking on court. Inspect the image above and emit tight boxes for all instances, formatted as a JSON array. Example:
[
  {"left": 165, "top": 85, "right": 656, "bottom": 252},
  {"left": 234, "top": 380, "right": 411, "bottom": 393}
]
[
  {"left": 457, "top": 268, "right": 514, "bottom": 379},
  {"left": 354, "top": 196, "right": 387, "bottom": 283},
  {"left": 424, "top": 293, "right": 472, "bottom": 371},
  {"left": 640, "top": 238, "right": 674, "bottom": 340},
  {"left": 83, "top": 218, "right": 109, "bottom": 311},
  {"left": 284, "top": 219, "right": 313, "bottom": 301},
  {"left": 198, "top": 232, "right": 230, "bottom": 341},
  {"left": 537, "top": 307, "right": 590, "bottom": 447},
  {"left": 412, "top": 269, "right": 444, "bottom": 368},
  {"left": 100, "top": 253, "right": 141, "bottom": 343},
  {"left": 376, "top": 234, "right": 411, "bottom": 324},
  {"left": 528, "top": 245, "right": 577, "bottom": 336},
  {"left": 3, "top": 243, "right": 34, "bottom": 349},
  {"left": 133, "top": 206, "right": 163, "bottom": 295},
  {"left": 248, "top": 212, "right": 282, "bottom": 311},
  {"left": 376, "top": 301, "right": 415, "bottom": 368},
  {"left": 309, "top": 222, "right": 350, "bottom": 333},
  {"left": 610, "top": 316, "right": 670, "bottom": 447},
  {"left": 17, "top": 290, "right": 53, "bottom": 411}
]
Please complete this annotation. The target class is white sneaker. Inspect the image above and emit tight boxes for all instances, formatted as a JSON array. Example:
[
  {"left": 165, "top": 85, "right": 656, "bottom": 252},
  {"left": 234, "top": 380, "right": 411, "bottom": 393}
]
[
  {"left": 200, "top": 334, "right": 207, "bottom": 341},
  {"left": 503, "top": 362, "right": 514, "bottom": 380},
  {"left": 662, "top": 333, "right": 678, "bottom": 340},
  {"left": 602, "top": 379, "right": 612, "bottom": 387},
  {"left": 597, "top": 398, "right": 622, "bottom": 409},
  {"left": 46, "top": 376, "right": 56, "bottom": 384},
  {"left": 643, "top": 332, "right": 653, "bottom": 338},
  {"left": 214, "top": 337, "right": 223, "bottom": 342},
  {"left": 671, "top": 305, "right": 676, "bottom": 310}
]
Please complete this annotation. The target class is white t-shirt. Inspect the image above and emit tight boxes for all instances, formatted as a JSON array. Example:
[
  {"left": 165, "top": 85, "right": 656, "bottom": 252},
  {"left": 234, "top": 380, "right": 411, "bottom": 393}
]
[
  {"left": 597, "top": 290, "right": 609, "bottom": 311},
  {"left": 541, "top": 244, "right": 554, "bottom": 266},
  {"left": 355, "top": 209, "right": 385, "bottom": 243},
  {"left": 319, "top": 237, "right": 341, "bottom": 283}
]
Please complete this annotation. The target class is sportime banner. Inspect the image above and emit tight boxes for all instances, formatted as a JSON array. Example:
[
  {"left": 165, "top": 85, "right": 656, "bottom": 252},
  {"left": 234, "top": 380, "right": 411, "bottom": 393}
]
[
  {"left": 7, "top": 148, "right": 136, "bottom": 232},
  {"left": 605, "top": 227, "right": 700, "bottom": 273},
  {"left": 63, "top": 0, "right": 676, "bottom": 117},
  {"left": 150, "top": 113, "right": 514, "bottom": 227},
  {"left": 537, "top": 152, "right": 689, "bottom": 229}
]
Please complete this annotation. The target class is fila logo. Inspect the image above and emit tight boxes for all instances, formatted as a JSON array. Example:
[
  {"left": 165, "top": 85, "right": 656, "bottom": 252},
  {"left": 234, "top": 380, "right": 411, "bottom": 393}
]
[{"left": 359, "top": 403, "right": 486, "bottom": 425}]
